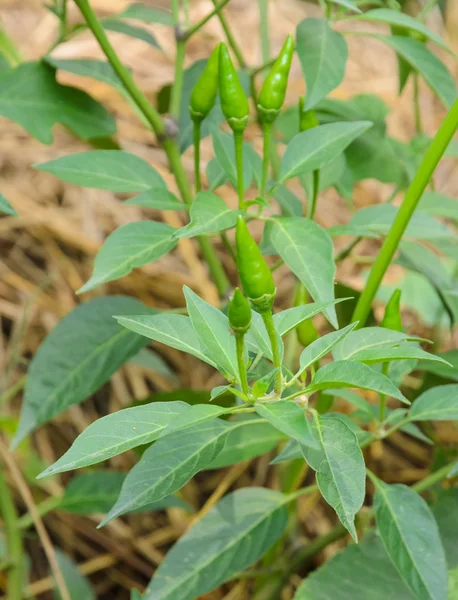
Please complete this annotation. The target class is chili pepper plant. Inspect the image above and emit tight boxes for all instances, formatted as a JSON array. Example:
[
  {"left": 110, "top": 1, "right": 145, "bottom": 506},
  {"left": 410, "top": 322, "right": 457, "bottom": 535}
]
[{"left": 1, "top": 0, "right": 458, "bottom": 599}]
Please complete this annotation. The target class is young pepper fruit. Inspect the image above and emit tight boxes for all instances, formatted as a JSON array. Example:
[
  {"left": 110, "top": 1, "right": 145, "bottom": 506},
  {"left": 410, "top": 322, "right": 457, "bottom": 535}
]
[
  {"left": 381, "top": 288, "right": 403, "bottom": 332},
  {"left": 228, "top": 287, "right": 252, "bottom": 334},
  {"left": 258, "top": 34, "right": 295, "bottom": 124},
  {"left": 219, "top": 43, "right": 249, "bottom": 133},
  {"left": 235, "top": 216, "right": 275, "bottom": 311},
  {"left": 189, "top": 44, "right": 220, "bottom": 123},
  {"left": 298, "top": 96, "right": 319, "bottom": 132},
  {"left": 295, "top": 285, "right": 318, "bottom": 347}
]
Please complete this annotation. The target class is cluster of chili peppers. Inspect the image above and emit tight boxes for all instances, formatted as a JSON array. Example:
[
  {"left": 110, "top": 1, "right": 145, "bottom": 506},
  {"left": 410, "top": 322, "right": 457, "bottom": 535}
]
[{"left": 189, "top": 37, "right": 297, "bottom": 398}]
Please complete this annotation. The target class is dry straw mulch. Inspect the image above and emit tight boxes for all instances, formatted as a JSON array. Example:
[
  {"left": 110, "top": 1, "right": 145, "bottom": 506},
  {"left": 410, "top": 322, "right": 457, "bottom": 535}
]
[{"left": 1, "top": 1, "right": 458, "bottom": 598}]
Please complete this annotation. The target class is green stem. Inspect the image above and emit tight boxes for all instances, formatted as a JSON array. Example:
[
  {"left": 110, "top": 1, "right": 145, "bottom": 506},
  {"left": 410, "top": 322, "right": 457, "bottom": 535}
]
[
  {"left": 193, "top": 121, "right": 201, "bottom": 193},
  {"left": 413, "top": 73, "right": 422, "bottom": 135},
  {"left": 334, "top": 236, "right": 361, "bottom": 263},
  {"left": 74, "top": 0, "right": 229, "bottom": 297},
  {"left": 184, "top": 0, "right": 231, "bottom": 39},
  {"left": 170, "top": 38, "right": 186, "bottom": 120},
  {"left": 258, "top": 0, "right": 270, "bottom": 67},
  {"left": 412, "top": 461, "right": 455, "bottom": 493},
  {"left": 234, "top": 131, "right": 245, "bottom": 208},
  {"left": 261, "top": 122, "right": 272, "bottom": 198},
  {"left": 236, "top": 333, "right": 249, "bottom": 396},
  {"left": 352, "top": 97, "right": 458, "bottom": 327},
  {"left": 260, "top": 308, "right": 282, "bottom": 395},
  {"left": 17, "top": 496, "right": 62, "bottom": 530},
  {"left": 378, "top": 362, "right": 389, "bottom": 423},
  {"left": 307, "top": 170, "right": 320, "bottom": 219},
  {"left": 211, "top": 0, "right": 246, "bottom": 67},
  {"left": 0, "top": 470, "right": 24, "bottom": 600}
]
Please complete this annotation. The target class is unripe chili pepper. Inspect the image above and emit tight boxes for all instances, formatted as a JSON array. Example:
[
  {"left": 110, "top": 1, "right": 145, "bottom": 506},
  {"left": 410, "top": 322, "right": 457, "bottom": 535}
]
[
  {"left": 295, "top": 285, "right": 318, "bottom": 347},
  {"left": 381, "top": 288, "right": 402, "bottom": 332},
  {"left": 258, "top": 35, "right": 294, "bottom": 124},
  {"left": 298, "top": 96, "right": 319, "bottom": 132},
  {"left": 189, "top": 44, "right": 220, "bottom": 123},
  {"left": 235, "top": 216, "right": 275, "bottom": 310},
  {"left": 219, "top": 43, "right": 249, "bottom": 133},
  {"left": 228, "top": 288, "right": 252, "bottom": 334}
]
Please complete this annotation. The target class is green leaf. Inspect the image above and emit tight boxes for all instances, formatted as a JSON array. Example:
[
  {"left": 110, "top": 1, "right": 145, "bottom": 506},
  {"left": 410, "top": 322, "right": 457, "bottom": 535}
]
[
  {"left": 102, "top": 19, "right": 161, "bottom": 49},
  {"left": 270, "top": 218, "right": 338, "bottom": 328},
  {"left": 420, "top": 350, "right": 458, "bottom": 382},
  {"left": 12, "top": 297, "right": 155, "bottom": 448},
  {"left": 350, "top": 9, "right": 448, "bottom": 49},
  {"left": 45, "top": 58, "right": 124, "bottom": 92},
  {"left": 279, "top": 121, "right": 372, "bottom": 183},
  {"left": 0, "top": 192, "right": 17, "bottom": 216},
  {"left": 294, "top": 531, "right": 414, "bottom": 599},
  {"left": 255, "top": 401, "right": 318, "bottom": 448},
  {"left": 117, "top": 3, "right": 172, "bottom": 26},
  {"left": 128, "top": 347, "right": 176, "bottom": 379},
  {"left": 296, "top": 19, "right": 348, "bottom": 110},
  {"left": 349, "top": 342, "right": 450, "bottom": 366},
  {"left": 346, "top": 204, "right": 453, "bottom": 240},
  {"left": 409, "top": 384, "right": 458, "bottom": 421},
  {"left": 124, "top": 187, "right": 185, "bottom": 210},
  {"left": 38, "top": 401, "right": 188, "bottom": 477},
  {"left": 100, "top": 420, "right": 229, "bottom": 526},
  {"left": 274, "top": 299, "right": 347, "bottom": 336},
  {"left": 78, "top": 221, "right": 177, "bottom": 293},
  {"left": 206, "top": 157, "right": 228, "bottom": 191},
  {"left": 54, "top": 550, "right": 95, "bottom": 600},
  {"left": 274, "top": 185, "right": 303, "bottom": 217},
  {"left": 38, "top": 402, "right": 233, "bottom": 477},
  {"left": 297, "top": 323, "right": 358, "bottom": 377},
  {"left": 418, "top": 191, "right": 458, "bottom": 220},
  {"left": 143, "top": 488, "right": 289, "bottom": 600},
  {"left": 131, "top": 590, "right": 142, "bottom": 600},
  {"left": 116, "top": 314, "right": 218, "bottom": 368},
  {"left": 372, "top": 477, "right": 448, "bottom": 600},
  {"left": 211, "top": 129, "right": 252, "bottom": 191},
  {"left": 329, "top": 0, "right": 361, "bottom": 13},
  {"left": 208, "top": 419, "right": 285, "bottom": 469},
  {"left": 375, "top": 36, "right": 457, "bottom": 108},
  {"left": 36, "top": 150, "right": 165, "bottom": 192},
  {"left": 184, "top": 286, "right": 238, "bottom": 378},
  {"left": 301, "top": 414, "right": 365, "bottom": 540},
  {"left": 323, "top": 388, "right": 375, "bottom": 419},
  {"left": 333, "top": 327, "right": 427, "bottom": 361},
  {"left": 306, "top": 360, "right": 408, "bottom": 404},
  {"left": 174, "top": 191, "right": 239, "bottom": 238},
  {"left": 0, "top": 61, "right": 115, "bottom": 143}
]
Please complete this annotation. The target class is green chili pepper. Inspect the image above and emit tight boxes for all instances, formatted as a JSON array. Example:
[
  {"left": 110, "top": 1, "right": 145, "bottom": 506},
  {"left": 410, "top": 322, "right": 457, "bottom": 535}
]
[
  {"left": 189, "top": 44, "right": 220, "bottom": 123},
  {"left": 295, "top": 285, "right": 318, "bottom": 347},
  {"left": 219, "top": 43, "right": 249, "bottom": 133},
  {"left": 381, "top": 288, "right": 402, "bottom": 332},
  {"left": 258, "top": 35, "right": 294, "bottom": 124},
  {"left": 235, "top": 216, "right": 275, "bottom": 310},
  {"left": 298, "top": 97, "right": 319, "bottom": 131},
  {"left": 228, "top": 287, "right": 252, "bottom": 334}
]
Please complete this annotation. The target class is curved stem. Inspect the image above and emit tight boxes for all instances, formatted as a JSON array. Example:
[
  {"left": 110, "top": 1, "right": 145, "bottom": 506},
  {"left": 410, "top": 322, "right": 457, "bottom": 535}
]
[
  {"left": 0, "top": 470, "right": 23, "bottom": 600},
  {"left": 260, "top": 309, "right": 282, "bottom": 395},
  {"left": 74, "top": 0, "right": 230, "bottom": 297},
  {"left": 234, "top": 131, "right": 245, "bottom": 208},
  {"left": 307, "top": 169, "right": 320, "bottom": 219},
  {"left": 236, "top": 333, "right": 249, "bottom": 396},
  {"left": 352, "top": 98, "right": 458, "bottom": 327},
  {"left": 211, "top": 0, "right": 246, "bottom": 68},
  {"left": 193, "top": 121, "right": 202, "bottom": 193},
  {"left": 261, "top": 122, "right": 272, "bottom": 199},
  {"left": 185, "top": 0, "right": 231, "bottom": 39}
]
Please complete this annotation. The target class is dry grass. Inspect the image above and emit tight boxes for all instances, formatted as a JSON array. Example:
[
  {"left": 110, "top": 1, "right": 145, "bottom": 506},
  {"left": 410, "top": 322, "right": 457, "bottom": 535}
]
[{"left": 1, "top": 1, "right": 458, "bottom": 598}]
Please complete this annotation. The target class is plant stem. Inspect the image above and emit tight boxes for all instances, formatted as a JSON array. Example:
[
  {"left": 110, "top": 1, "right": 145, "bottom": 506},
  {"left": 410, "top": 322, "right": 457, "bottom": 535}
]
[
  {"left": 352, "top": 97, "right": 458, "bottom": 327},
  {"left": 234, "top": 131, "right": 245, "bottom": 208},
  {"left": 184, "top": 0, "right": 231, "bottom": 39},
  {"left": 261, "top": 122, "right": 272, "bottom": 198},
  {"left": 260, "top": 308, "right": 282, "bottom": 395},
  {"left": 0, "top": 470, "right": 24, "bottom": 600},
  {"left": 193, "top": 121, "right": 202, "bottom": 193},
  {"left": 413, "top": 73, "right": 422, "bottom": 134},
  {"left": 258, "top": 0, "right": 270, "bottom": 67},
  {"left": 74, "top": 0, "right": 229, "bottom": 296},
  {"left": 235, "top": 333, "right": 249, "bottom": 396},
  {"left": 211, "top": 0, "right": 246, "bottom": 68},
  {"left": 170, "top": 38, "right": 186, "bottom": 121},
  {"left": 17, "top": 496, "right": 62, "bottom": 530},
  {"left": 413, "top": 461, "right": 455, "bottom": 493},
  {"left": 307, "top": 170, "right": 320, "bottom": 219}
]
